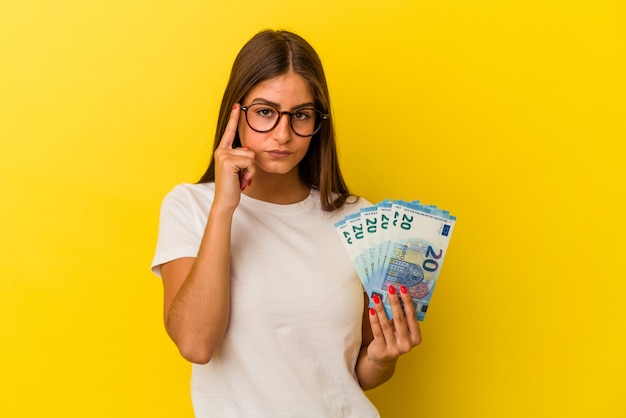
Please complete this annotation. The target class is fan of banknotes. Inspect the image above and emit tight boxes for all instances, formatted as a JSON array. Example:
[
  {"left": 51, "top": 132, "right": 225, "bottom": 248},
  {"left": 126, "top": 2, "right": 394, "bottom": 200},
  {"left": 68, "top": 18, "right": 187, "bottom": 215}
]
[{"left": 335, "top": 200, "right": 456, "bottom": 321}]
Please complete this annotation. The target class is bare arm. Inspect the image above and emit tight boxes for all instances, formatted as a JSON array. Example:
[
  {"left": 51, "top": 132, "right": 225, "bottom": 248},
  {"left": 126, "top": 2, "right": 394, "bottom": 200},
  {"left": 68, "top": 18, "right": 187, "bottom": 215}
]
[
  {"left": 160, "top": 205, "right": 234, "bottom": 364},
  {"left": 160, "top": 104, "right": 255, "bottom": 364},
  {"left": 356, "top": 286, "right": 422, "bottom": 390}
]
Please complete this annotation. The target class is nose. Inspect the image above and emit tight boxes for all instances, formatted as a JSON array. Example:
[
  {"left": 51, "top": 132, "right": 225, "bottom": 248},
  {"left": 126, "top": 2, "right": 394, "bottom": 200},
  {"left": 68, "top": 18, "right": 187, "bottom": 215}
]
[{"left": 272, "top": 112, "right": 292, "bottom": 144}]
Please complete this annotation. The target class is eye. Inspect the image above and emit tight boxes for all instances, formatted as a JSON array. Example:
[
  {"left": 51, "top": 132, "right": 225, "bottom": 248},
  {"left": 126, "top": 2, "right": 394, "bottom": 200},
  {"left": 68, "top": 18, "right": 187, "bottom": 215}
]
[
  {"left": 293, "top": 109, "right": 314, "bottom": 121},
  {"left": 254, "top": 106, "right": 276, "bottom": 119}
]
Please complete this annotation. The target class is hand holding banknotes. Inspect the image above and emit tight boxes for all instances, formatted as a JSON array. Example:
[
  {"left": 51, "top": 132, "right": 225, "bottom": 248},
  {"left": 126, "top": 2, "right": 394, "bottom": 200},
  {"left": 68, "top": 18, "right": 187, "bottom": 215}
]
[
  {"left": 213, "top": 103, "right": 255, "bottom": 211},
  {"left": 367, "top": 284, "right": 422, "bottom": 366},
  {"left": 350, "top": 200, "right": 455, "bottom": 388}
]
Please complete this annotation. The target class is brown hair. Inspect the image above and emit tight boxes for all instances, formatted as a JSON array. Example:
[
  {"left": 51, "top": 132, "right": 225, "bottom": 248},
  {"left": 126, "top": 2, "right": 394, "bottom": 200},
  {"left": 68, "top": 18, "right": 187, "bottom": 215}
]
[{"left": 198, "top": 29, "right": 351, "bottom": 211}]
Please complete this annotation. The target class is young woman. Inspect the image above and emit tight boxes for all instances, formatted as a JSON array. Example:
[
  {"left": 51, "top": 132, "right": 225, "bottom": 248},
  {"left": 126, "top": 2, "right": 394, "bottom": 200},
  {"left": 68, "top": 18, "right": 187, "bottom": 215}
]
[{"left": 152, "top": 29, "right": 421, "bottom": 417}]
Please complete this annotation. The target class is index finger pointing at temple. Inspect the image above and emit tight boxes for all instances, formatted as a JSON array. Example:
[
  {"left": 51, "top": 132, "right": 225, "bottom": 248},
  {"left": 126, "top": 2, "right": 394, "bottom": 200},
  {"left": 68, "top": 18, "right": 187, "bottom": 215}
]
[{"left": 219, "top": 104, "right": 241, "bottom": 149}]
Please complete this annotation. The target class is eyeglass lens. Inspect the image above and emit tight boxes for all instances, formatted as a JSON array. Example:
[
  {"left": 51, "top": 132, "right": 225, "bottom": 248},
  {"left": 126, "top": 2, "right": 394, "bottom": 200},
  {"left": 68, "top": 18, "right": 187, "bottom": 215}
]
[{"left": 244, "top": 104, "right": 322, "bottom": 136}]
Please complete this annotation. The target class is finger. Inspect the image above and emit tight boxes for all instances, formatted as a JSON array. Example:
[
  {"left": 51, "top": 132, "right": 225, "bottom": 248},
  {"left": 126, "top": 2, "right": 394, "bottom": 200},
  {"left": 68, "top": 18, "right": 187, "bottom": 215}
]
[
  {"left": 235, "top": 147, "right": 255, "bottom": 190},
  {"left": 371, "top": 293, "right": 395, "bottom": 344},
  {"left": 387, "top": 285, "right": 409, "bottom": 340},
  {"left": 240, "top": 171, "right": 254, "bottom": 191},
  {"left": 213, "top": 147, "right": 254, "bottom": 195},
  {"left": 368, "top": 306, "right": 386, "bottom": 344},
  {"left": 399, "top": 285, "right": 422, "bottom": 345},
  {"left": 218, "top": 103, "right": 241, "bottom": 150}
]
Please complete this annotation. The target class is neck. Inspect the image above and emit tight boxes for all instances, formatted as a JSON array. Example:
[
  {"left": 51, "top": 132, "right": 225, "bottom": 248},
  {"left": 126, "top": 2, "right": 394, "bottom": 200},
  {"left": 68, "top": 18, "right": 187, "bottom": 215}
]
[{"left": 242, "top": 170, "right": 310, "bottom": 205}]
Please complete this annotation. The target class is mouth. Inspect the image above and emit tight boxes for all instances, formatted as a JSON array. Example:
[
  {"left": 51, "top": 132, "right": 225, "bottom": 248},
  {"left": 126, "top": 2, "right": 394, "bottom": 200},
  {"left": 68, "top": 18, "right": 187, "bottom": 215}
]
[{"left": 266, "top": 150, "right": 293, "bottom": 158}]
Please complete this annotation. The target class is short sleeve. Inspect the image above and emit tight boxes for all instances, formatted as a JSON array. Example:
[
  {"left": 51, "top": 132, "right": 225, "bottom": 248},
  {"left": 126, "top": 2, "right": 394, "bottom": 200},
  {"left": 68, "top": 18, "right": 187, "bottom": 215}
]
[{"left": 150, "top": 185, "right": 208, "bottom": 278}]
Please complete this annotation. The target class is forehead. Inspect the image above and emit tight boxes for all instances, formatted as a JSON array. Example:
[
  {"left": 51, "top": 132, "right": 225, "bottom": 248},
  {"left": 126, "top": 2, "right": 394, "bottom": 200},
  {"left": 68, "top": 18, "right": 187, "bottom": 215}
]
[{"left": 243, "top": 72, "right": 314, "bottom": 107}]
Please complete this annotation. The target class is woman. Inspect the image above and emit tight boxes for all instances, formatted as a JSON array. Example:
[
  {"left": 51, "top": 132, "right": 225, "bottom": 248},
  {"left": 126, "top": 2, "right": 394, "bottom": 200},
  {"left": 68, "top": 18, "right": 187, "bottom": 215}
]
[{"left": 152, "top": 29, "right": 421, "bottom": 417}]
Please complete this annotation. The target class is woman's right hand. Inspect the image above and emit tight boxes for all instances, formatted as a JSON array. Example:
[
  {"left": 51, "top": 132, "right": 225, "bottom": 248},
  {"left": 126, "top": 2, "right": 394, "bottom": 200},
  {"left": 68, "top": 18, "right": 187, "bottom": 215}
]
[{"left": 212, "top": 104, "right": 255, "bottom": 211}]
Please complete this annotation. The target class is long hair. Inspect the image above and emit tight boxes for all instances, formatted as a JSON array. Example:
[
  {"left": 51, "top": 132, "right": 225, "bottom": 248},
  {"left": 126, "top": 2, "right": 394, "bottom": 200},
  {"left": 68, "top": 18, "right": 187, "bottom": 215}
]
[{"left": 198, "top": 30, "right": 351, "bottom": 211}]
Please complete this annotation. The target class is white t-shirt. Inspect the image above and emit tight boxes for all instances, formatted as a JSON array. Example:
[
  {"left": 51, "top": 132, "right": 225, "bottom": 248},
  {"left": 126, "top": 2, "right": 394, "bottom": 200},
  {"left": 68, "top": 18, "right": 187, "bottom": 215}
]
[{"left": 152, "top": 183, "right": 379, "bottom": 418}]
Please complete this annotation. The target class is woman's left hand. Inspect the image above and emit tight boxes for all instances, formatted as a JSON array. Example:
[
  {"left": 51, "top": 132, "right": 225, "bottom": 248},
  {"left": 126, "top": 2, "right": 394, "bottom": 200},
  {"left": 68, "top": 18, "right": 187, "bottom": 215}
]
[{"left": 367, "top": 285, "right": 422, "bottom": 365}]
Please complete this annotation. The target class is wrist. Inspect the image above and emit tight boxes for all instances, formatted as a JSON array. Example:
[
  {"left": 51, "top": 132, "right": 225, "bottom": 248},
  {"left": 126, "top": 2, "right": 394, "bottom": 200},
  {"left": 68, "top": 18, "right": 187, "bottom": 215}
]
[
  {"left": 210, "top": 199, "right": 238, "bottom": 217},
  {"left": 368, "top": 355, "right": 398, "bottom": 372}
]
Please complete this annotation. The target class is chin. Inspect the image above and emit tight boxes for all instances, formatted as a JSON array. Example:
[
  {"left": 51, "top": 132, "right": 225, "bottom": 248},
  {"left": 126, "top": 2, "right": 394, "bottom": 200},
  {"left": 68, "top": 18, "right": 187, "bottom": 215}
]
[{"left": 258, "top": 162, "right": 300, "bottom": 176}]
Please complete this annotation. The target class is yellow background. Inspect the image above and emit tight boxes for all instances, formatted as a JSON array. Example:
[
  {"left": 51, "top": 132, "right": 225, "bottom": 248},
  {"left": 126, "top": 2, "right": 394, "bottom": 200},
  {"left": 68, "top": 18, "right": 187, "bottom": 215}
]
[{"left": 1, "top": 1, "right": 624, "bottom": 417}]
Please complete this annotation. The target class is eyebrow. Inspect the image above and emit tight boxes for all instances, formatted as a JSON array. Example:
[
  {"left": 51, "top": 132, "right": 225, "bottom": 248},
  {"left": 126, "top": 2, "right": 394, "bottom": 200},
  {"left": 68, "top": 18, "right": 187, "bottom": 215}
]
[{"left": 249, "top": 98, "right": 316, "bottom": 110}]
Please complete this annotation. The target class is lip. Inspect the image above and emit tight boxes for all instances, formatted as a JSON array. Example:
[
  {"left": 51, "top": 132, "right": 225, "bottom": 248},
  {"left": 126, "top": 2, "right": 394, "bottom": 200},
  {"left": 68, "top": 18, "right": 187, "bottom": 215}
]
[{"left": 266, "top": 150, "right": 293, "bottom": 158}]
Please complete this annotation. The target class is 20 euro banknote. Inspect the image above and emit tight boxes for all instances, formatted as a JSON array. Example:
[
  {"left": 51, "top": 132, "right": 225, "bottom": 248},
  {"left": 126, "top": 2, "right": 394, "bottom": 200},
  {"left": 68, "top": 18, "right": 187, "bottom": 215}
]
[{"left": 335, "top": 200, "right": 456, "bottom": 321}]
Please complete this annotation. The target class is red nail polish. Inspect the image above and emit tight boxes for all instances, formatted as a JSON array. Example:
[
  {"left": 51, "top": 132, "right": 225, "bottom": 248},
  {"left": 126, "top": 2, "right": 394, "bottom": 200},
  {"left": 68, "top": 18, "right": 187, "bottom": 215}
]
[
  {"left": 373, "top": 294, "right": 380, "bottom": 304},
  {"left": 388, "top": 285, "right": 396, "bottom": 295},
  {"left": 369, "top": 308, "right": 376, "bottom": 316},
  {"left": 400, "top": 285, "right": 408, "bottom": 294},
  {"left": 233, "top": 103, "right": 238, "bottom": 110}
]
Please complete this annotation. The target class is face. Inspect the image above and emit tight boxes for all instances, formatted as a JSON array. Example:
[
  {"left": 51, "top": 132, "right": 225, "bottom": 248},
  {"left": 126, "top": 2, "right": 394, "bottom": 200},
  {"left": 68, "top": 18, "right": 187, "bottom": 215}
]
[{"left": 238, "top": 72, "right": 314, "bottom": 177}]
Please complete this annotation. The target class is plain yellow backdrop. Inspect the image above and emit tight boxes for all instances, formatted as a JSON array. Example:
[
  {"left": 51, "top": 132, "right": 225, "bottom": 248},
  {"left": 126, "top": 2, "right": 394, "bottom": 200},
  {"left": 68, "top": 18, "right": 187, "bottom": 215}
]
[{"left": 1, "top": 1, "right": 624, "bottom": 417}]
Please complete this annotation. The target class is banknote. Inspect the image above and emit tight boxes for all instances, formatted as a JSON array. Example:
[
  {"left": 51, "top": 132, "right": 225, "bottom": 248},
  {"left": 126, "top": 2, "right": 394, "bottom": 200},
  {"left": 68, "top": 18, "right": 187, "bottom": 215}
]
[
  {"left": 335, "top": 200, "right": 455, "bottom": 321},
  {"left": 334, "top": 213, "right": 370, "bottom": 283}
]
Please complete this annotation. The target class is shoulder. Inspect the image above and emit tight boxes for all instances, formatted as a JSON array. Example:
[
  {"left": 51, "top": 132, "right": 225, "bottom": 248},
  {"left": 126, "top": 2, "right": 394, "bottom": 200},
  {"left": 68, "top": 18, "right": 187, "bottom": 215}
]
[
  {"left": 325, "top": 194, "right": 373, "bottom": 223},
  {"left": 159, "top": 182, "right": 215, "bottom": 222},
  {"left": 162, "top": 183, "right": 215, "bottom": 207},
  {"left": 346, "top": 194, "right": 373, "bottom": 207}
]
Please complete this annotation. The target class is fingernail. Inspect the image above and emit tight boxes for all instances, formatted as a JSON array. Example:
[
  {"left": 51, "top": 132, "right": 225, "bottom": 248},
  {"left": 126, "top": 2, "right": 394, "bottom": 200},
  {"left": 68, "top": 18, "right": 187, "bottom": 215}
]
[
  {"left": 369, "top": 308, "right": 376, "bottom": 316},
  {"left": 241, "top": 179, "right": 252, "bottom": 191},
  {"left": 388, "top": 285, "right": 396, "bottom": 295},
  {"left": 241, "top": 146, "right": 249, "bottom": 150},
  {"left": 373, "top": 294, "right": 381, "bottom": 304},
  {"left": 233, "top": 103, "right": 238, "bottom": 110},
  {"left": 400, "top": 285, "right": 408, "bottom": 294}
]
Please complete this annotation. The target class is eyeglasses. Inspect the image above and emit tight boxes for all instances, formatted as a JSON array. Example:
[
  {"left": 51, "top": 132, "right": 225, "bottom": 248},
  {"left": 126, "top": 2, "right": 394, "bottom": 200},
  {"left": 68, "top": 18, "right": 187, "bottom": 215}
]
[{"left": 239, "top": 103, "right": 329, "bottom": 137}]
